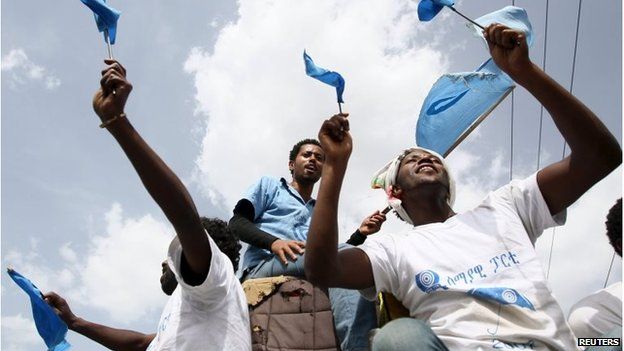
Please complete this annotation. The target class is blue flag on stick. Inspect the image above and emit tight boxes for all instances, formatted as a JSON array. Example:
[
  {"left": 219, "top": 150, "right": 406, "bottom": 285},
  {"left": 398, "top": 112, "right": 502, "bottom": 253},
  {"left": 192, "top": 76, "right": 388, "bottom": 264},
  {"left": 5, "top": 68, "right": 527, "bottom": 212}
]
[
  {"left": 7, "top": 268, "right": 71, "bottom": 351},
  {"left": 80, "top": 0, "right": 121, "bottom": 44},
  {"left": 303, "top": 51, "right": 345, "bottom": 103},
  {"left": 418, "top": 0, "right": 455, "bottom": 21},
  {"left": 416, "top": 6, "right": 534, "bottom": 156},
  {"left": 416, "top": 59, "right": 514, "bottom": 156}
]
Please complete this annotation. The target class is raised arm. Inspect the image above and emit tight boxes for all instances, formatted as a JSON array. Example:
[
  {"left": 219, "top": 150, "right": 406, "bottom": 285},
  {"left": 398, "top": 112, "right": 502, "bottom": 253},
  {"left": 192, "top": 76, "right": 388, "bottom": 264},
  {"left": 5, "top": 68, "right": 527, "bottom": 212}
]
[
  {"left": 305, "top": 114, "right": 375, "bottom": 289},
  {"left": 485, "top": 24, "right": 622, "bottom": 215},
  {"left": 93, "top": 60, "right": 210, "bottom": 284},
  {"left": 345, "top": 210, "right": 387, "bottom": 246},
  {"left": 45, "top": 292, "right": 155, "bottom": 351}
]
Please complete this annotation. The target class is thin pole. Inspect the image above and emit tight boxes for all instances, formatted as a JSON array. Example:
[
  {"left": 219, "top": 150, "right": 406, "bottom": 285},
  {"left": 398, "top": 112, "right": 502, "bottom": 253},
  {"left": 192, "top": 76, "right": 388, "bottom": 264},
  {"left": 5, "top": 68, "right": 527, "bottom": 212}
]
[
  {"left": 603, "top": 252, "right": 616, "bottom": 288},
  {"left": 104, "top": 29, "right": 114, "bottom": 59},
  {"left": 448, "top": 7, "right": 485, "bottom": 30},
  {"left": 338, "top": 102, "right": 343, "bottom": 114}
]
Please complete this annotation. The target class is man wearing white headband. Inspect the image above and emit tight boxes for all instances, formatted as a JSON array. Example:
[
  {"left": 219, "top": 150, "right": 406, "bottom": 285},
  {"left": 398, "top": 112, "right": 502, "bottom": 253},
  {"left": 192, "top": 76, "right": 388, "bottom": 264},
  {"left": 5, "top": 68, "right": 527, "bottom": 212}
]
[{"left": 304, "top": 24, "right": 621, "bottom": 351}]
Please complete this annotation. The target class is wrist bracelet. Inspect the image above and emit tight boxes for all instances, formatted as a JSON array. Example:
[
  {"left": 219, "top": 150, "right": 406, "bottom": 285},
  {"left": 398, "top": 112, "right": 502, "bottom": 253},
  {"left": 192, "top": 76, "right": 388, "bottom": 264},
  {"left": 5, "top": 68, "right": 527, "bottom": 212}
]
[{"left": 99, "top": 113, "right": 126, "bottom": 129}]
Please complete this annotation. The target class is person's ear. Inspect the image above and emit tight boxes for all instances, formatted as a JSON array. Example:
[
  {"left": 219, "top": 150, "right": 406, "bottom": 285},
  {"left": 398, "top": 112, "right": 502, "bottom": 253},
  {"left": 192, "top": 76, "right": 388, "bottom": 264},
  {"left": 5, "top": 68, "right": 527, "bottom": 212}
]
[
  {"left": 391, "top": 185, "right": 403, "bottom": 199},
  {"left": 288, "top": 160, "right": 294, "bottom": 173}
]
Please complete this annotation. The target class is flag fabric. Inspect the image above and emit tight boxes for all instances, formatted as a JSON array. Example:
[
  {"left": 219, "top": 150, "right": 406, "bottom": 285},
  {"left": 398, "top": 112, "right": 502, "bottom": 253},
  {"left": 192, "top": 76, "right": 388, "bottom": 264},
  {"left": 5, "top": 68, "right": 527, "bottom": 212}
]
[
  {"left": 467, "top": 6, "right": 534, "bottom": 47},
  {"left": 416, "top": 6, "right": 534, "bottom": 156},
  {"left": 417, "top": 0, "right": 455, "bottom": 22},
  {"left": 7, "top": 269, "right": 71, "bottom": 351},
  {"left": 80, "top": 0, "right": 121, "bottom": 44},
  {"left": 303, "top": 51, "right": 345, "bottom": 103},
  {"left": 416, "top": 59, "right": 514, "bottom": 156}
]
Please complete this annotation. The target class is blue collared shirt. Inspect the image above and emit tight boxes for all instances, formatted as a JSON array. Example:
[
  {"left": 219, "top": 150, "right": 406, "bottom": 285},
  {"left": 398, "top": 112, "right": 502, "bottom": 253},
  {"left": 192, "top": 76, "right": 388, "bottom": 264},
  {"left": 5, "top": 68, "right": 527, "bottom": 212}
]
[{"left": 242, "top": 176, "right": 315, "bottom": 271}]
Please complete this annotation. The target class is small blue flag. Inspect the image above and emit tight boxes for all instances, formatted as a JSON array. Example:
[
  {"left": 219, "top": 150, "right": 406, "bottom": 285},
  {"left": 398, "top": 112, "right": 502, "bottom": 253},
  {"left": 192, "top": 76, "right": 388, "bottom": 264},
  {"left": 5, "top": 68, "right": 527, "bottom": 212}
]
[
  {"left": 416, "top": 59, "right": 514, "bottom": 156},
  {"left": 418, "top": 0, "right": 455, "bottom": 22},
  {"left": 7, "top": 268, "right": 71, "bottom": 351},
  {"left": 80, "top": 0, "right": 121, "bottom": 44},
  {"left": 303, "top": 51, "right": 345, "bottom": 103}
]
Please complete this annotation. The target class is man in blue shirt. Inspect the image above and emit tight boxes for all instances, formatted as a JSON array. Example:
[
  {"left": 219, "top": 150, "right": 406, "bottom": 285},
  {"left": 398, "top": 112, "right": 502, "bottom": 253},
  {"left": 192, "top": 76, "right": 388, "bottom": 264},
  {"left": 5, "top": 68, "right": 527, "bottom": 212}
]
[{"left": 228, "top": 138, "right": 384, "bottom": 351}]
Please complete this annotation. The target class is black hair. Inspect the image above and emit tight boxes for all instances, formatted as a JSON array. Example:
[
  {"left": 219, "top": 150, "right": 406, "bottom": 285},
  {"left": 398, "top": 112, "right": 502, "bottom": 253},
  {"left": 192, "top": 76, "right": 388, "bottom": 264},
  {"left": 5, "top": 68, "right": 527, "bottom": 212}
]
[
  {"left": 289, "top": 139, "right": 322, "bottom": 163},
  {"left": 605, "top": 198, "right": 622, "bottom": 257},
  {"left": 201, "top": 217, "right": 242, "bottom": 271}
]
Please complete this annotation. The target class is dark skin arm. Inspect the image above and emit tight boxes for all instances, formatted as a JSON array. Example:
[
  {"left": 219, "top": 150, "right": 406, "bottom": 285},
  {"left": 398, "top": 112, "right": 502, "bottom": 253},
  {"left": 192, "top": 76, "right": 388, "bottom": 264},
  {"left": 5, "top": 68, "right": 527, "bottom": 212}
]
[
  {"left": 305, "top": 114, "right": 376, "bottom": 289},
  {"left": 484, "top": 24, "right": 622, "bottom": 215},
  {"left": 94, "top": 60, "right": 210, "bottom": 285},
  {"left": 44, "top": 292, "right": 155, "bottom": 351}
]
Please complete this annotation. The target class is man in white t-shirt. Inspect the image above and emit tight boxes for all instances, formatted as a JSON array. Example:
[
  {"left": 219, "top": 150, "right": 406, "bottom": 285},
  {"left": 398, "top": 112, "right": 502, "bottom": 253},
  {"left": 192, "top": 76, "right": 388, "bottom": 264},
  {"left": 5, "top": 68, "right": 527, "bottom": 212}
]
[
  {"left": 304, "top": 24, "right": 622, "bottom": 351},
  {"left": 568, "top": 198, "right": 622, "bottom": 341},
  {"left": 45, "top": 60, "right": 251, "bottom": 350}
]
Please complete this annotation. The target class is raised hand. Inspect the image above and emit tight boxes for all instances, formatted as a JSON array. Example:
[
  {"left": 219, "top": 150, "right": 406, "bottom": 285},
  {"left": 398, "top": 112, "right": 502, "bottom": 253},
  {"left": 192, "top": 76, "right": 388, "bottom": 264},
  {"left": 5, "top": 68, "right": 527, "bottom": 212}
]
[
  {"left": 318, "top": 113, "right": 352, "bottom": 166},
  {"left": 92, "top": 59, "right": 132, "bottom": 124},
  {"left": 483, "top": 24, "right": 532, "bottom": 81},
  {"left": 358, "top": 210, "right": 387, "bottom": 236},
  {"left": 43, "top": 292, "right": 78, "bottom": 329}
]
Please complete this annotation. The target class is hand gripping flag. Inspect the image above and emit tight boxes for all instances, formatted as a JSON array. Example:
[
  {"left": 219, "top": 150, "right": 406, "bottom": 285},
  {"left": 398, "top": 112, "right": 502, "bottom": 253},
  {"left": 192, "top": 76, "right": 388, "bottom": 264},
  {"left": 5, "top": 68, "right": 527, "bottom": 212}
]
[
  {"left": 303, "top": 51, "right": 345, "bottom": 104},
  {"left": 80, "top": 0, "right": 121, "bottom": 45},
  {"left": 418, "top": 0, "right": 454, "bottom": 21},
  {"left": 7, "top": 268, "right": 71, "bottom": 351},
  {"left": 416, "top": 6, "right": 534, "bottom": 156}
]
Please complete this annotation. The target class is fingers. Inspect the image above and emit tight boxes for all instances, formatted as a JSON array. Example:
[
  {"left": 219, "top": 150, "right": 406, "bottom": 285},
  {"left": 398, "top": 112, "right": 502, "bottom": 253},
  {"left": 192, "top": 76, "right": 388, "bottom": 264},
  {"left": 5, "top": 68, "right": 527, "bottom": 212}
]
[
  {"left": 282, "top": 245, "right": 298, "bottom": 261},
  {"left": 102, "top": 59, "right": 127, "bottom": 77},
  {"left": 289, "top": 241, "right": 305, "bottom": 254},
  {"left": 276, "top": 249, "right": 288, "bottom": 265},
  {"left": 321, "top": 113, "right": 350, "bottom": 141},
  {"left": 483, "top": 24, "right": 522, "bottom": 49}
]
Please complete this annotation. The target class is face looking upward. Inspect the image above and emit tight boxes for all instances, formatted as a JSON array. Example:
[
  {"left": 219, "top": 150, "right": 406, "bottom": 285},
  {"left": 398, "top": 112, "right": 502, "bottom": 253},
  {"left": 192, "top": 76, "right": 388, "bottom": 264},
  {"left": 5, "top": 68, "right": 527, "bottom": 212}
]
[
  {"left": 395, "top": 150, "right": 450, "bottom": 201},
  {"left": 289, "top": 144, "right": 325, "bottom": 184}
]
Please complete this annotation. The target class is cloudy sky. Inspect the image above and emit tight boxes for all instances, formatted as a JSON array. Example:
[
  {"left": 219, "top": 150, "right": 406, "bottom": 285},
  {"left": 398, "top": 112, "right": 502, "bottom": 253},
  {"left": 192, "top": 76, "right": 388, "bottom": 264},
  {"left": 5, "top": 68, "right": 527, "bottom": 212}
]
[{"left": 2, "top": 1, "right": 621, "bottom": 350}]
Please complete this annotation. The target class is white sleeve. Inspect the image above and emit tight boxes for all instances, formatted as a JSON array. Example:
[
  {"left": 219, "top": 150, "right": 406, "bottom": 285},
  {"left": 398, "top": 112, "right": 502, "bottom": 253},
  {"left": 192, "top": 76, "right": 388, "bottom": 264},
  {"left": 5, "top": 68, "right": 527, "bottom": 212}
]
[
  {"left": 492, "top": 172, "right": 566, "bottom": 244},
  {"left": 356, "top": 234, "right": 399, "bottom": 301},
  {"left": 167, "top": 231, "right": 234, "bottom": 310}
]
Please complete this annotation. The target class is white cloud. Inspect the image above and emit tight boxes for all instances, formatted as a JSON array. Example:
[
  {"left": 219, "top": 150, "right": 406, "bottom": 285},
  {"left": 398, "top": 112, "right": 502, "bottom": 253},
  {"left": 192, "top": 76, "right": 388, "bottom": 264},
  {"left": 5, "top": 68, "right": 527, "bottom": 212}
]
[
  {"left": 1, "top": 314, "right": 41, "bottom": 351},
  {"left": 1, "top": 49, "right": 61, "bottom": 90},
  {"left": 3, "top": 203, "right": 173, "bottom": 325},
  {"left": 185, "top": 0, "right": 449, "bottom": 240}
]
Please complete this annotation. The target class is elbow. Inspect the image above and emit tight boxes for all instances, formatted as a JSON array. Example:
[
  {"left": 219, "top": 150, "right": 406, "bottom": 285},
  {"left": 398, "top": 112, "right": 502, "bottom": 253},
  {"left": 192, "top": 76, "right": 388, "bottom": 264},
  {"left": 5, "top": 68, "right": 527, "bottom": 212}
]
[{"left": 304, "top": 260, "right": 332, "bottom": 288}]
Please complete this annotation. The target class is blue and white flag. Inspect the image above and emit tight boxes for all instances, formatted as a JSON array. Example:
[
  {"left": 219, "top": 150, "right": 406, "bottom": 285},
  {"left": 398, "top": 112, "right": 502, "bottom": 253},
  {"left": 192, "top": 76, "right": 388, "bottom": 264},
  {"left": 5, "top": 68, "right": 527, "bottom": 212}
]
[
  {"left": 303, "top": 51, "right": 345, "bottom": 103},
  {"left": 7, "top": 268, "right": 71, "bottom": 351},
  {"left": 418, "top": 0, "right": 455, "bottom": 22},
  {"left": 80, "top": 0, "right": 121, "bottom": 44},
  {"left": 416, "top": 59, "right": 514, "bottom": 156},
  {"left": 416, "top": 6, "right": 534, "bottom": 156}
]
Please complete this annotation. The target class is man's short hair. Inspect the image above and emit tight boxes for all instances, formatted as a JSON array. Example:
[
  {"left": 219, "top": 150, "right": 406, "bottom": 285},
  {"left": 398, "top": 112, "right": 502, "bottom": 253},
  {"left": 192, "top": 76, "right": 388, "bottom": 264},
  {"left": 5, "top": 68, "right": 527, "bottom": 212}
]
[
  {"left": 289, "top": 139, "right": 322, "bottom": 162},
  {"left": 201, "top": 217, "right": 242, "bottom": 271},
  {"left": 605, "top": 198, "right": 622, "bottom": 257}
]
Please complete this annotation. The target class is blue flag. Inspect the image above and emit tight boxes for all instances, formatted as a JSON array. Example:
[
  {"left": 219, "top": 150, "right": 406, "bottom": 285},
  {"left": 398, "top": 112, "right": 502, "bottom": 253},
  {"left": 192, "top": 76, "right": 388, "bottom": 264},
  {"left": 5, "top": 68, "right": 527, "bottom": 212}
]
[
  {"left": 416, "top": 6, "right": 534, "bottom": 156},
  {"left": 7, "top": 269, "right": 71, "bottom": 351},
  {"left": 80, "top": 0, "right": 121, "bottom": 44},
  {"left": 416, "top": 59, "right": 514, "bottom": 156},
  {"left": 418, "top": 0, "right": 455, "bottom": 22},
  {"left": 303, "top": 51, "right": 345, "bottom": 103}
]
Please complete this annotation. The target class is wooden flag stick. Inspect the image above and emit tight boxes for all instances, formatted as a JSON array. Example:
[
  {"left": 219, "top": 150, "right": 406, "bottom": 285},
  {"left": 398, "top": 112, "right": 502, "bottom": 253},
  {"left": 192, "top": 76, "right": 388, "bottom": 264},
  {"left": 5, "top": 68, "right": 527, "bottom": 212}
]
[{"left": 448, "top": 6, "right": 485, "bottom": 30}]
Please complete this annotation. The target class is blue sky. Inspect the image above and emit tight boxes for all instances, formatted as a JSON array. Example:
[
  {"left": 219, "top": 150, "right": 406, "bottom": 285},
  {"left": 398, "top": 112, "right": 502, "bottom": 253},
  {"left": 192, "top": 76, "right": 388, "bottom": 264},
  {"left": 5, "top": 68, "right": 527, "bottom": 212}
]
[{"left": 2, "top": 1, "right": 621, "bottom": 350}]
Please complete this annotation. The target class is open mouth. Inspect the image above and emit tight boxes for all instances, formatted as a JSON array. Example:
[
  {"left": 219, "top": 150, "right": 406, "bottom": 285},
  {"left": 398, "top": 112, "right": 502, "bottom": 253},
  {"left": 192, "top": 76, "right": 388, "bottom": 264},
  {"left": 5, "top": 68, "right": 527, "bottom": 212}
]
[{"left": 417, "top": 165, "right": 436, "bottom": 173}]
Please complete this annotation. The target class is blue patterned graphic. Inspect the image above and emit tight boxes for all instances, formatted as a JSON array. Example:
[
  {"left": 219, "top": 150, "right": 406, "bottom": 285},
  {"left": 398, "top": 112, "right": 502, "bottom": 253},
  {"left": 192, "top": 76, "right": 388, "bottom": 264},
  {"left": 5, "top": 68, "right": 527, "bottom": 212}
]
[
  {"left": 467, "top": 287, "right": 535, "bottom": 310},
  {"left": 415, "top": 270, "right": 448, "bottom": 293}
]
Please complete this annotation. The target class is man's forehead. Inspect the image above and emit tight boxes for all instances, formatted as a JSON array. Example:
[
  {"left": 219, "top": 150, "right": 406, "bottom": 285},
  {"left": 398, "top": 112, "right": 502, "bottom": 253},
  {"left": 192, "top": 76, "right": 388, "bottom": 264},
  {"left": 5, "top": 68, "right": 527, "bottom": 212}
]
[{"left": 300, "top": 144, "right": 324, "bottom": 154}]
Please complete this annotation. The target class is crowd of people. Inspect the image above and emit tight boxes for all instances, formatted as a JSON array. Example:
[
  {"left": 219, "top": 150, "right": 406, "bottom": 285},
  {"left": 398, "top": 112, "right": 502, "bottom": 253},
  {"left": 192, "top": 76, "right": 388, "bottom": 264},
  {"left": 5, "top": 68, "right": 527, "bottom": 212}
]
[{"left": 43, "top": 23, "right": 621, "bottom": 351}]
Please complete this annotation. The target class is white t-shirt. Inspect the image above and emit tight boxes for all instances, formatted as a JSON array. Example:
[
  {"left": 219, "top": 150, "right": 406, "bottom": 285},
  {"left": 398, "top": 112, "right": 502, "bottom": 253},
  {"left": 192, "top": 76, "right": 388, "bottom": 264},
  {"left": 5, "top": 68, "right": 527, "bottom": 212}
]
[
  {"left": 359, "top": 174, "right": 579, "bottom": 350},
  {"left": 568, "top": 282, "right": 622, "bottom": 339},
  {"left": 147, "top": 233, "right": 251, "bottom": 351}
]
